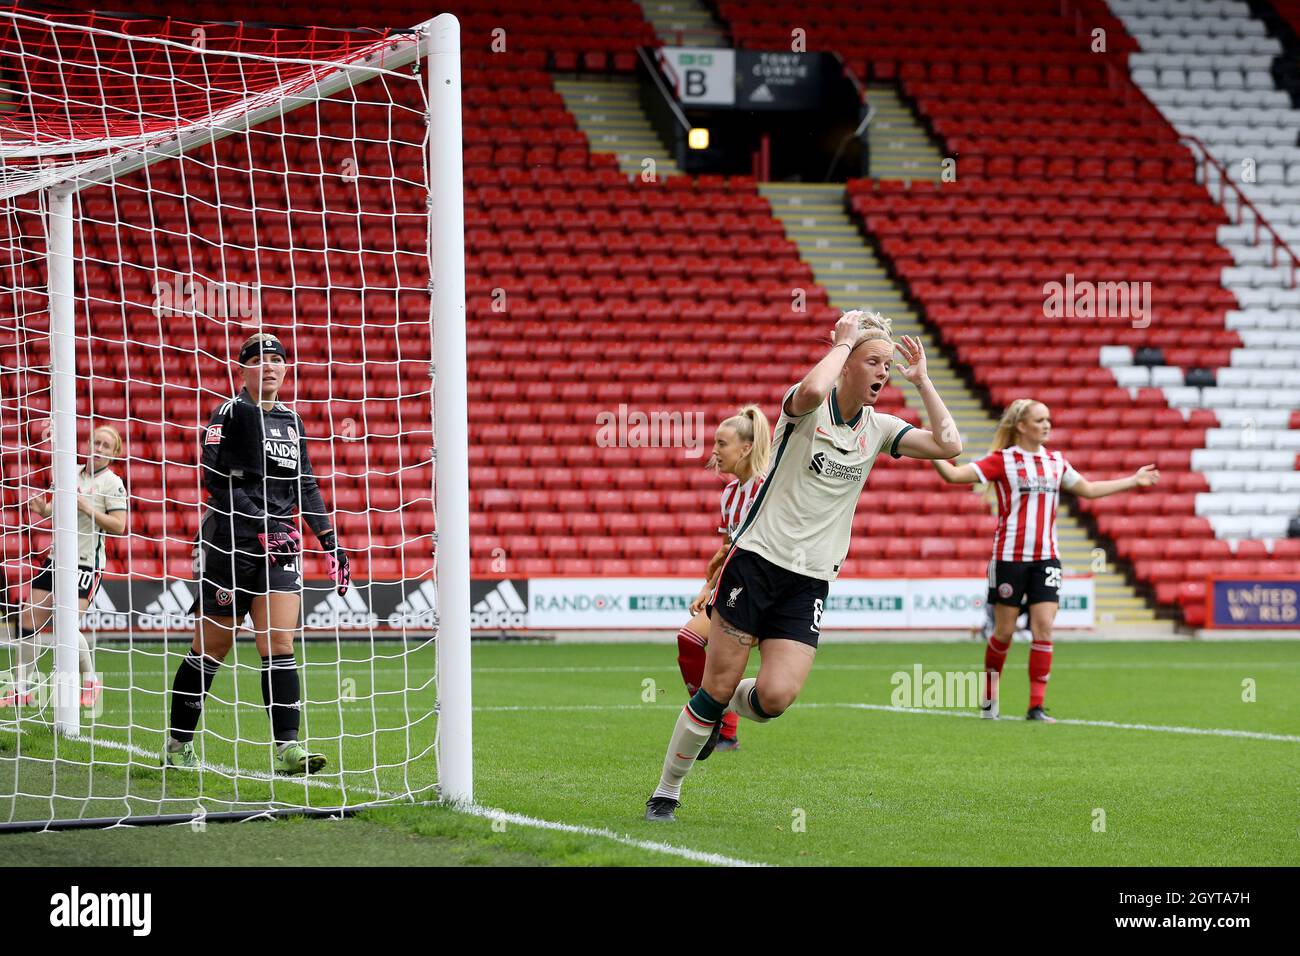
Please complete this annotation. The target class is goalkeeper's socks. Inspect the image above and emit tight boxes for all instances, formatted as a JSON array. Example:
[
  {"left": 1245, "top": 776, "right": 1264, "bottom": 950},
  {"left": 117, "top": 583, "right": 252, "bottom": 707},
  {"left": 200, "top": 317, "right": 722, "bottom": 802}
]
[
  {"left": 261, "top": 654, "right": 301, "bottom": 746},
  {"left": 167, "top": 650, "right": 222, "bottom": 742},
  {"left": 676, "top": 625, "right": 706, "bottom": 695},
  {"left": 652, "top": 688, "right": 727, "bottom": 801},
  {"left": 728, "top": 677, "right": 776, "bottom": 722}
]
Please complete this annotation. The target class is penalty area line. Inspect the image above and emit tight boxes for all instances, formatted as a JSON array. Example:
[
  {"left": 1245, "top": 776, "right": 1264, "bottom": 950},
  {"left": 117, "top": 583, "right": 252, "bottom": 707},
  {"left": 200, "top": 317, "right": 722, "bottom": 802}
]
[
  {"left": 456, "top": 804, "right": 770, "bottom": 867},
  {"left": 812, "top": 703, "right": 1300, "bottom": 743}
]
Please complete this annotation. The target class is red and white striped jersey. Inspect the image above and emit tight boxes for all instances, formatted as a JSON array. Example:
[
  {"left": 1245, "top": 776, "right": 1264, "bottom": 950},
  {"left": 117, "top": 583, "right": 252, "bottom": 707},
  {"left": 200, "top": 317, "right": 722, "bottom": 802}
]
[
  {"left": 719, "top": 474, "right": 764, "bottom": 540},
  {"left": 970, "top": 446, "right": 1081, "bottom": 562}
]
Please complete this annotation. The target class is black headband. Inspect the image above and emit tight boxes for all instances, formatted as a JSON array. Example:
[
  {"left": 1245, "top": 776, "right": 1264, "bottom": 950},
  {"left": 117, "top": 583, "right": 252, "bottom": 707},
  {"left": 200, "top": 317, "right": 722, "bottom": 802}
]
[{"left": 239, "top": 338, "right": 288, "bottom": 365}]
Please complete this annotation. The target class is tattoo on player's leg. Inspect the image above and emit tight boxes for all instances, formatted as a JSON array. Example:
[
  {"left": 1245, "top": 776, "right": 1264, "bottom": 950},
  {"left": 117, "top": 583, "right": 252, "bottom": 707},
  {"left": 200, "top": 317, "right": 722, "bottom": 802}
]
[{"left": 720, "top": 619, "right": 758, "bottom": 646}]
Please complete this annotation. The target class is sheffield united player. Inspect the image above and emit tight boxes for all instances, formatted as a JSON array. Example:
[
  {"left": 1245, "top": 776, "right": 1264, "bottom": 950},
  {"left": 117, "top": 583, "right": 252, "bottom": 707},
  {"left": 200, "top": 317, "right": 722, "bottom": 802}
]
[
  {"left": 162, "top": 333, "right": 350, "bottom": 774},
  {"left": 675, "top": 405, "right": 772, "bottom": 754},
  {"left": 645, "top": 310, "right": 963, "bottom": 821},
  {"left": 932, "top": 399, "right": 1158, "bottom": 721}
]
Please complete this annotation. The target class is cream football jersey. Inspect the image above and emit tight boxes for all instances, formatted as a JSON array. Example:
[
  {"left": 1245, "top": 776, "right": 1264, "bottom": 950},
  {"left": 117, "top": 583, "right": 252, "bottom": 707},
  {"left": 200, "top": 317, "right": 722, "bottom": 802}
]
[
  {"left": 76, "top": 465, "right": 128, "bottom": 569},
  {"left": 733, "top": 385, "right": 912, "bottom": 581}
]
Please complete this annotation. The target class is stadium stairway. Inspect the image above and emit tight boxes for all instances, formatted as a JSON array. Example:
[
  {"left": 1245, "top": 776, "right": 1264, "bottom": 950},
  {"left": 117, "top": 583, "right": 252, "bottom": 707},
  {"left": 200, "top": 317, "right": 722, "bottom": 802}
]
[
  {"left": 864, "top": 85, "right": 945, "bottom": 182},
  {"left": 636, "top": 0, "right": 729, "bottom": 47},
  {"left": 760, "top": 184, "right": 1167, "bottom": 632},
  {"left": 552, "top": 75, "right": 682, "bottom": 178}
]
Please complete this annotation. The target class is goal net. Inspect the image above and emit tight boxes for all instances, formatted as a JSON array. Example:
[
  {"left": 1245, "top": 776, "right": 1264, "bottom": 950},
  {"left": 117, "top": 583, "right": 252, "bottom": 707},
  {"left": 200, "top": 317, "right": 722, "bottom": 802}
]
[{"left": 0, "top": 6, "right": 470, "bottom": 829}]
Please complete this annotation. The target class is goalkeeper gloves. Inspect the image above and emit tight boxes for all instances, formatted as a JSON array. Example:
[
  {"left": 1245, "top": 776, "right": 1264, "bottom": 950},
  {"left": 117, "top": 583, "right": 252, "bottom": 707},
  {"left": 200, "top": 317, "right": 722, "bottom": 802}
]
[
  {"left": 318, "top": 530, "right": 351, "bottom": 596},
  {"left": 258, "top": 521, "right": 302, "bottom": 565}
]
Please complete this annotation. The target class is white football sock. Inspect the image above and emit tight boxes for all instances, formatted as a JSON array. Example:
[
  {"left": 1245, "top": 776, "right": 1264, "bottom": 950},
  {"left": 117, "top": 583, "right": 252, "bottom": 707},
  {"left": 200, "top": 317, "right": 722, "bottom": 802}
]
[
  {"left": 729, "top": 678, "right": 772, "bottom": 722},
  {"left": 77, "top": 629, "right": 95, "bottom": 682},
  {"left": 652, "top": 705, "right": 716, "bottom": 801},
  {"left": 14, "top": 633, "right": 38, "bottom": 694}
]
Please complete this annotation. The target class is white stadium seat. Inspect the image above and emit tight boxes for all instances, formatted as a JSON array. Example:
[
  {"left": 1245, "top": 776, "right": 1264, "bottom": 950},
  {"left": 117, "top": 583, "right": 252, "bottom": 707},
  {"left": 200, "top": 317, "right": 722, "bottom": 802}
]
[
  {"left": 1150, "top": 366, "right": 1186, "bottom": 387},
  {"left": 1110, "top": 366, "right": 1152, "bottom": 388}
]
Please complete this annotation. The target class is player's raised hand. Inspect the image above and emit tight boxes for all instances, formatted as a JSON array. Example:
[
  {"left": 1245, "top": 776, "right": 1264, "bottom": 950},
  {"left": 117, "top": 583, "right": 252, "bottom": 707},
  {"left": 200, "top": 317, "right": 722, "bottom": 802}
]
[
  {"left": 894, "top": 335, "right": 929, "bottom": 385},
  {"left": 1134, "top": 464, "right": 1160, "bottom": 487},
  {"left": 832, "top": 312, "right": 864, "bottom": 350}
]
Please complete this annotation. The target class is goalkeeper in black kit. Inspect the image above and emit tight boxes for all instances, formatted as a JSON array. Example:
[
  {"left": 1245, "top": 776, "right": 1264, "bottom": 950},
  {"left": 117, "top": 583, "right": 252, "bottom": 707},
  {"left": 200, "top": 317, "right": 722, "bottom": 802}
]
[{"left": 163, "top": 333, "right": 350, "bottom": 774}]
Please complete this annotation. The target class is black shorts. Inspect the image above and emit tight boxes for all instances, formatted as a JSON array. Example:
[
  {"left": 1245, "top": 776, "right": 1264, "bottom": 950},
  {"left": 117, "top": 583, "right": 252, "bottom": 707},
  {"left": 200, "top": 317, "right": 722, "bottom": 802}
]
[
  {"left": 990, "top": 558, "right": 1062, "bottom": 607},
  {"left": 31, "top": 560, "right": 101, "bottom": 601},
  {"left": 707, "top": 546, "right": 829, "bottom": 647},
  {"left": 191, "top": 542, "right": 302, "bottom": 620}
]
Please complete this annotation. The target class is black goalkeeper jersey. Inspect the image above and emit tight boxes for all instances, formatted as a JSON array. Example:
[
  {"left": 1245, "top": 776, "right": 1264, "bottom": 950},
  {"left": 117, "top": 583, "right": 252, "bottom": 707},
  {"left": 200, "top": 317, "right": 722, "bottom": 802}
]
[{"left": 197, "top": 388, "right": 331, "bottom": 553}]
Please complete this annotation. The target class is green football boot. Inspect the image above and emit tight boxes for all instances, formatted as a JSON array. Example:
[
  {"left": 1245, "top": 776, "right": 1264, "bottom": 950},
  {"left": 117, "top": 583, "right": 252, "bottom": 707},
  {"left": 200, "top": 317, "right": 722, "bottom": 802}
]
[
  {"left": 275, "top": 743, "right": 326, "bottom": 775},
  {"left": 162, "top": 741, "right": 199, "bottom": 769}
]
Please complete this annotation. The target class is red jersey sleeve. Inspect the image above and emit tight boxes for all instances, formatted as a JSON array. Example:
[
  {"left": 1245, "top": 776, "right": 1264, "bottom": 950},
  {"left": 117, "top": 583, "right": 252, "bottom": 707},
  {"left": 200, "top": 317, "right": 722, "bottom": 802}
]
[{"left": 969, "top": 452, "right": 1006, "bottom": 485}]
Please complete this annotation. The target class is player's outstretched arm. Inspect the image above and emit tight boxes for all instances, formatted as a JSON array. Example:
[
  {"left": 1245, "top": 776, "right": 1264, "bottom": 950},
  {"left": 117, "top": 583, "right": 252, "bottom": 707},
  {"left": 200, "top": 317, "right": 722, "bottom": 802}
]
[
  {"left": 893, "top": 337, "right": 963, "bottom": 460},
  {"left": 786, "top": 313, "right": 863, "bottom": 416},
  {"left": 1069, "top": 464, "right": 1160, "bottom": 499},
  {"left": 931, "top": 458, "right": 983, "bottom": 484}
]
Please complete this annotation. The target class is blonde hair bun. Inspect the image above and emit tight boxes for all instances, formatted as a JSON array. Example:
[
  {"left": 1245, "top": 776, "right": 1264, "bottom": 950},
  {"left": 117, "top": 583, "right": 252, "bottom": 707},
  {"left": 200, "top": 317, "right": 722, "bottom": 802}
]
[{"left": 838, "top": 309, "right": 892, "bottom": 344}]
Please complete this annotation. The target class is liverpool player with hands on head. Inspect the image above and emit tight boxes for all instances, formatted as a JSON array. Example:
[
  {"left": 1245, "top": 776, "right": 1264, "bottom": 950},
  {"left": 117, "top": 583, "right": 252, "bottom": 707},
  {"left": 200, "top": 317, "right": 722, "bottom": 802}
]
[
  {"left": 931, "top": 398, "right": 1158, "bottom": 722},
  {"left": 163, "top": 333, "right": 350, "bottom": 774},
  {"left": 645, "top": 310, "right": 963, "bottom": 821},
  {"left": 674, "top": 405, "right": 772, "bottom": 754}
]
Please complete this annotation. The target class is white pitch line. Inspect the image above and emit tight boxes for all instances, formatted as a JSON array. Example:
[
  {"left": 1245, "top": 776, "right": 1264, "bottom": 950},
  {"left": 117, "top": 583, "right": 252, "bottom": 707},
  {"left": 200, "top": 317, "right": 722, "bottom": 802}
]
[
  {"left": 465, "top": 701, "right": 1300, "bottom": 743},
  {"left": 803, "top": 703, "right": 1300, "bottom": 743},
  {"left": 468, "top": 661, "right": 1300, "bottom": 674},
  {"left": 476, "top": 703, "right": 673, "bottom": 713},
  {"left": 456, "top": 804, "right": 769, "bottom": 867}
]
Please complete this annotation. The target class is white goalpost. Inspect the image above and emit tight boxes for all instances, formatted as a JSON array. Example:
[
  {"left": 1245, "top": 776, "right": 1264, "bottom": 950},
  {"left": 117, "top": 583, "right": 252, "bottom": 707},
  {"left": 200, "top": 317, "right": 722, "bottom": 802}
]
[{"left": 0, "top": 8, "right": 470, "bottom": 827}]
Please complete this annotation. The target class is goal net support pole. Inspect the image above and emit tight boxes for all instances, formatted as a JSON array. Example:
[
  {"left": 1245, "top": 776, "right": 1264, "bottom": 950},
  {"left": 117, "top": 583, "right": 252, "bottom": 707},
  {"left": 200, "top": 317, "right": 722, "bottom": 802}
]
[
  {"left": 47, "top": 185, "right": 79, "bottom": 737},
  {"left": 427, "top": 14, "right": 472, "bottom": 806}
]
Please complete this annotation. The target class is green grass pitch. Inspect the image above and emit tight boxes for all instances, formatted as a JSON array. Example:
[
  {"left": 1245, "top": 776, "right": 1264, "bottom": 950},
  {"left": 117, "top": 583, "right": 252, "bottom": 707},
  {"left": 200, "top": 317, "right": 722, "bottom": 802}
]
[{"left": 2, "top": 639, "right": 1297, "bottom": 866}]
